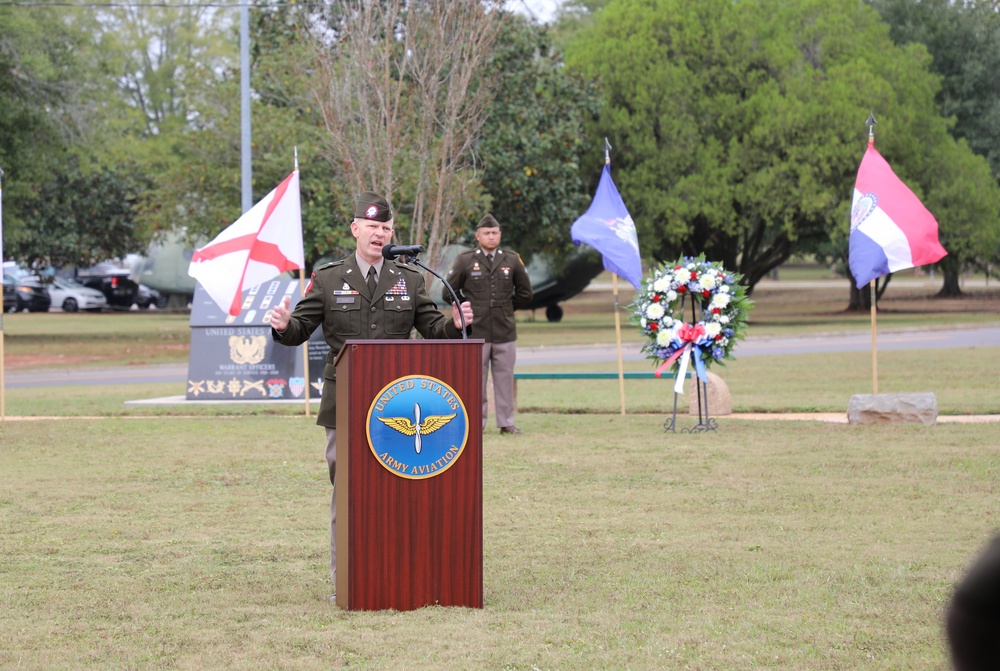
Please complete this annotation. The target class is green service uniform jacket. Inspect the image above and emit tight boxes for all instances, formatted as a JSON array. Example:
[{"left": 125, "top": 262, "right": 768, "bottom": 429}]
[
  {"left": 444, "top": 247, "right": 532, "bottom": 344},
  {"left": 272, "top": 255, "right": 466, "bottom": 428}
]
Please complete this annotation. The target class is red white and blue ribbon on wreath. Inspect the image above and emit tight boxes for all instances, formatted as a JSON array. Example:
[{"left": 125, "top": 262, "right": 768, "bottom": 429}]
[{"left": 654, "top": 323, "right": 710, "bottom": 394}]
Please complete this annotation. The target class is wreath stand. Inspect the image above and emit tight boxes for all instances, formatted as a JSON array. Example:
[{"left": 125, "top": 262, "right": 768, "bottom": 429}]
[{"left": 662, "top": 293, "right": 718, "bottom": 434}]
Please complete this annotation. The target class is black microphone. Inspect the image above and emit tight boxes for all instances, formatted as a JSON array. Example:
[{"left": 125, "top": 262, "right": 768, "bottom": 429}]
[{"left": 381, "top": 244, "right": 425, "bottom": 259}]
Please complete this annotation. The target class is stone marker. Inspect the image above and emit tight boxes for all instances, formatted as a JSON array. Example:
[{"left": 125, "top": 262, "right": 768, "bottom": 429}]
[
  {"left": 847, "top": 392, "right": 938, "bottom": 426},
  {"left": 687, "top": 371, "right": 732, "bottom": 416}
]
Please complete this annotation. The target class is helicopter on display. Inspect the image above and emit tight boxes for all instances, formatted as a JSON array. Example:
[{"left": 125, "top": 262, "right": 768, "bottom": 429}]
[{"left": 131, "top": 233, "right": 605, "bottom": 322}]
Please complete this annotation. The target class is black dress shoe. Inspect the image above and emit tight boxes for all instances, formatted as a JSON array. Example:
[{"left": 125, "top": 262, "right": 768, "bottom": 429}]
[{"left": 499, "top": 426, "right": 524, "bottom": 435}]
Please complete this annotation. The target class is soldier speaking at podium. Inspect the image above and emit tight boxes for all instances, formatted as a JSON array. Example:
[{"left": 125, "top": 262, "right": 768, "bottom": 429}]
[{"left": 269, "top": 190, "right": 474, "bottom": 598}]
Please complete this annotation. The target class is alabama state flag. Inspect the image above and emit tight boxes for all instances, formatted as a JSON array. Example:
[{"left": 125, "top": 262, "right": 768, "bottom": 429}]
[
  {"left": 188, "top": 171, "right": 304, "bottom": 316},
  {"left": 848, "top": 144, "right": 947, "bottom": 288}
]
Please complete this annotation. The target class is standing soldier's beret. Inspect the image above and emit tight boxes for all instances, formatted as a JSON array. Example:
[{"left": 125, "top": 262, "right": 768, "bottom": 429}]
[{"left": 476, "top": 213, "right": 501, "bottom": 229}]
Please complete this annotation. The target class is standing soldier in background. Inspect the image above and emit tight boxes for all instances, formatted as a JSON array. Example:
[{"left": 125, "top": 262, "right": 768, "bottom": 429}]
[{"left": 444, "top": 214, "right": 532, "bottom": 434}]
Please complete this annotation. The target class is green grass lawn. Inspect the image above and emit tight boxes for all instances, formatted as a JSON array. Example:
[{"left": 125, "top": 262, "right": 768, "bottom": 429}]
[
  {"left": 1, "top": 414, "right": 997, "bottom": 670},
  {"left": 1, "top": 271, "right": 998, "bottom": 669}
]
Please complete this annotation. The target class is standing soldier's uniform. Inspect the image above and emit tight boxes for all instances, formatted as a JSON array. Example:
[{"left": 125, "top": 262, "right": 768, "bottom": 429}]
[{"left": 444, "top": 214, "right": 532, "bottom": 434}]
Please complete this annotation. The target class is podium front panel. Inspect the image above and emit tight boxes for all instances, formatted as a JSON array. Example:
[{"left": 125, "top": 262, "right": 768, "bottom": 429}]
[{"left": 335, "top": 339, "right": 483, "bottom": 611}]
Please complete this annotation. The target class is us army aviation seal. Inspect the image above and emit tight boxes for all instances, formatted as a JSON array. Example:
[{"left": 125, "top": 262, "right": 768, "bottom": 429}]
[{"left": 366, "top": 375, "right": 469, "bottom": 480}]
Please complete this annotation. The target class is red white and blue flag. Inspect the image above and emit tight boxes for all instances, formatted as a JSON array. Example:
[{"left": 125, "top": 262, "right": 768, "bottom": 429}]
[
  {"left": 570, "top": 163, "right": 643, "bottom": 289},
  {"left": 848, "top": 143, "right": 947, "bottom": 288},
  {"left": 188, "top": 171, "right": 304, "bottom": 316}
]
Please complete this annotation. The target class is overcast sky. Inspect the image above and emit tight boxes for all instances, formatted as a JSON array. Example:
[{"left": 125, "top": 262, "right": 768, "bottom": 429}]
[{"left": 516, "top": 0, "right": 560, "bottom": 23}]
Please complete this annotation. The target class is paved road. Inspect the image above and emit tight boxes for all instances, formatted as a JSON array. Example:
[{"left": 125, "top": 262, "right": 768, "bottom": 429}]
[
  {"left": 4, "top": 324, "right": 1000, "bottom": 389},
  {"left": 520, "top": 324, "right": 1000, "bottom": 365}
]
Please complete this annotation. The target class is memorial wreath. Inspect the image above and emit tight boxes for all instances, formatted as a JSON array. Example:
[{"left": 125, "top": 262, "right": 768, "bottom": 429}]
[{"left": 633, "top": 255, "right": 752, "bottom": 384}]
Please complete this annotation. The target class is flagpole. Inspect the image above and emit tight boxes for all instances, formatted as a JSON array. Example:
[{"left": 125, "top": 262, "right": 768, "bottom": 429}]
[
  {"left": 612, "top": 273, "right": 627, "bottom": 415},
  {"left": 865, "top": 113, "right": 878, "bottom": 396},
  {"left": 603, "top": 138, "right": 628, "bottom": 416},
  {"left": 293, "top": 149, "right": 311, "bottom": 418},
  {"left": 870, "top": 279, "right": 878, "bottom": 394}
]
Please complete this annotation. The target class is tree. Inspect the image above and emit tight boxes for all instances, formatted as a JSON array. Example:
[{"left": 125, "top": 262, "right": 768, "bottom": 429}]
[
  {"left": 473, "top": 14, "right": 602, "bottom": 268},
  {"left": 867, "top": 0, "right": 1000, "bottom": 178},
  {"left": 564, "top": 0, "right": 999, "bottom": 303},
  {"left": 17, "top": 158, "right": 151, "bottom": 269},
  {"left": 93, "top": 1, "right": 236, "bottom": 140},
  {"left": 865, "top": 0, "right": 1000, "bottom": 294},
  {"left": 299, "top": 0, "right": 506, "bottom": 270},
  {"left": 133, "top": 3, "right": 355, "bottom": 270},
  {"left": 0, "top": 5, "right": 91, "bottom": 253}
]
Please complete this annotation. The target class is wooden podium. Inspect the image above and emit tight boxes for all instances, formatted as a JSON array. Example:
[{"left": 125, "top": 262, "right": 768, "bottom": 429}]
[{"left": 334, "top": 339, "right": 483, "bottom": 610}]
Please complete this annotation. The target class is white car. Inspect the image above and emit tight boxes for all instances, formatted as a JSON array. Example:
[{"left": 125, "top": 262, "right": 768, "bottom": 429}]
[{"left": 47, "top": 277, "right": 109, "bottom": 313}]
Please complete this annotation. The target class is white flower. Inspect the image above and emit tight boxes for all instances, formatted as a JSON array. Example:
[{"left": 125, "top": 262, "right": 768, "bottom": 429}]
[
  {"left": 699, "top": 275, "right": 716, "bottom": 291},
  {"left": 663, "top": 316, "right": 674, "bottom": 328},
  {"left": 711, "top": 293, "right": 731, "bottom": 309},
  {"left": 719, "top": 315, "right": 730, "bottom": 324},
  {"left": 719, "top": 284, "right": 730, "bottom": 294},
  {"left": 640, "top": 317, "right": 647, "bottom": 329},
  {"left": 656, "top": 330, "right": 673, "bottom": 347},
  {"left": 674, "top": 269, "right": 691, "bottom": 284},
  {"left": 646, "top": 303, "right": 665, "bottom": 320},
  {"left": 653, "top": 277, "right": 671, "bottom": 293},
  {"left": 705, "top": 322, "right": 722, "bottom": 338},
  {"left": 666, "top": 290, "right": 677, "bottom": 302}
]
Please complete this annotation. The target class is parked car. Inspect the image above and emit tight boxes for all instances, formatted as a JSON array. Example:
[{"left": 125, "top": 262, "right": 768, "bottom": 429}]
[
  {"left": 47, "top": 276, "right": 109, "bottom": 313},
  {"left": 135, "top": 284, "right": 164, "bottom": 310},
  {"left": 78, "top": 270, "right": 139, "bottom": 310},
  {"left": 2, "top": 278, "right": 16, "bottom": 313},
  {"left": 3, "top": 271, "right": 51, "bottom": 313}
]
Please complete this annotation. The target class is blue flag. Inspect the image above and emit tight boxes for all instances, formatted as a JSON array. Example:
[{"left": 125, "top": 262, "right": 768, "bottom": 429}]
[{"left": 570, "top": 163, "right": 642, "bottom": 289}]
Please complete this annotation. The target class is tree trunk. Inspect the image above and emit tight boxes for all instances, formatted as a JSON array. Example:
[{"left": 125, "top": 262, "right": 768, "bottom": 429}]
[
  {"left": 846, "top": 275, "right": 889, "bottom": 311},
  {"left": 937, "top": 268, "right": 963, "bottom": 297},
  {"left": 847, "top": 281, "right": 871, "bottom": 311}
]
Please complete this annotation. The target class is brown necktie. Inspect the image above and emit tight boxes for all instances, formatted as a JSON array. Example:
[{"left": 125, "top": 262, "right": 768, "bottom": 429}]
[{"left": 367, "top": 266, "right": 377, "bottom": 296}]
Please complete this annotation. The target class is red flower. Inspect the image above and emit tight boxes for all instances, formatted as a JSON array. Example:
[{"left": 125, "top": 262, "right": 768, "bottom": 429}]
[
  {"left": 715, "top": 334, "right": 723, "bottom": 341},
  {"left": 678, "top": 286, "right": 687, "bottom": 293},
  {"left": 702, "top": 290, "right": 711, "bottom": 298},
  {"left": 690, "top": 272, "right": 698, "bottom": 281},
  {"left": 712, "top": 307, "right": 721, "bottom": 314},
  {"left": 649, "top": 322, "right": 658, "bottom": 332},
  {"left": 652, "top": 293, "right": 661, "bottom": 303}
]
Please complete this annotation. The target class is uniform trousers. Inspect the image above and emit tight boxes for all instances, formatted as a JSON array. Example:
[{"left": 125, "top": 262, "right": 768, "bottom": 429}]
[
  {"left": 483, "top": 340, "right": 517, "bottom": 429},
  {"left": 325, "top": 427, "right": 337, "bottom": 585}
]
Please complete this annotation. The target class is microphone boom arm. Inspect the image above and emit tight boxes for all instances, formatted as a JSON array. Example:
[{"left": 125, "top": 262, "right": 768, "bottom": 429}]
[{"left": 408, "top": 256, "right": 468, "bottom": 340}]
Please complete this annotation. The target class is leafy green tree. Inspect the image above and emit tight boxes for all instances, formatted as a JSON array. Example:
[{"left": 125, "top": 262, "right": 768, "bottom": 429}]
[
  {"left": 564, "top": 0, "right": 998, "bottom": 306},
  {"left": 0, "top": 5, "right": 90, "bottom": 253},
  {"left": 867, "top": 0, "right": 1000, "bottom": 178},
  {"left": 865, "top": 0, "right": 1000, "bottom": 293},
  {"left": 137, "top": 3, "right": 353, "bottom": 270},
  {"left": 473, "top": 14, "right": 602, "bottom": 268},
  {"left": 548, "top": 0, "right": 611, "bottom": 50},
  {"left": 17, "top": 158, "right": 151, "bottom": 269},
  {"left": 93, "top": 1, "right": 236, "bottom": 141}
]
